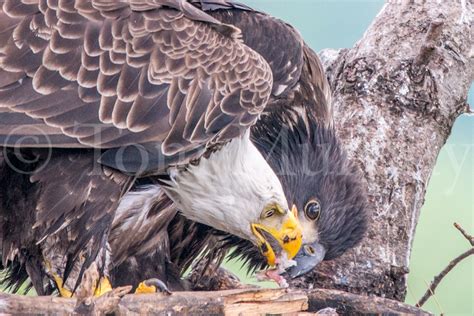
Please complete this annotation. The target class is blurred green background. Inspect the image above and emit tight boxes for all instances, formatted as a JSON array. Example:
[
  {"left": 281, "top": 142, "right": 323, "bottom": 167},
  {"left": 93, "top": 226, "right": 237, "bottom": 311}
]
[
  {"left": 221, "top": 1, "right": 474, "bottom": 315},
  {"left": 1, "top": 1, "right": 472, "bottom": 314}
]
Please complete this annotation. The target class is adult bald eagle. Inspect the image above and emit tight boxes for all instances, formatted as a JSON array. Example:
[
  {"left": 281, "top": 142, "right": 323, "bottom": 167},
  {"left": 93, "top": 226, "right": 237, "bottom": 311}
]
[
  {"left": 0, "top": 0, "right": 305, "bottom": 296},
  {"left": 106, "top": 4, "right": 369, "bottom": 291},
  {"left": 0, "top": 0, "right": 368, "bottom": 295}
]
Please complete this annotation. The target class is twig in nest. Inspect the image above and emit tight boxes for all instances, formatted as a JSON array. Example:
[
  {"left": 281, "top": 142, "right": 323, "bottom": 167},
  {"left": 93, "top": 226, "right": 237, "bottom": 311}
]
[{"left": 416, "top": 223, "right": 474, "bottom": 307}]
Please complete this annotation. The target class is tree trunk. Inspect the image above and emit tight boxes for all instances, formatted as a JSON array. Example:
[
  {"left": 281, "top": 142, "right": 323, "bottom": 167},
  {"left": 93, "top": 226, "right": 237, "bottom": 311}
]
[{"left": 290, "top": 0, "right": 473, "bottom": 301}]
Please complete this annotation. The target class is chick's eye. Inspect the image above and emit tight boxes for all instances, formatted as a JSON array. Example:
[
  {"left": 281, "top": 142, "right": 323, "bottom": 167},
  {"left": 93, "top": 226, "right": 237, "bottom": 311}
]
[
  {"left": 305, "top": 200, "right": 321, "bottom": 221},
  {"left": 304, "top": 245, "right": 316, "bottom": 256}
]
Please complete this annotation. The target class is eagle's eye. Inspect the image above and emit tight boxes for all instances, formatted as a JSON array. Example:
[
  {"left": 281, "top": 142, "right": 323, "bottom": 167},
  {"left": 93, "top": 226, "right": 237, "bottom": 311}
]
[
  {"left": 262, "top": 204, "right": 284, "bottom": 219},
  {"left": 304, "top": 199, "right": 321, "bottom": 221},
  {"left": 263, "top": 208, "right": 276, "bottom": 218}
]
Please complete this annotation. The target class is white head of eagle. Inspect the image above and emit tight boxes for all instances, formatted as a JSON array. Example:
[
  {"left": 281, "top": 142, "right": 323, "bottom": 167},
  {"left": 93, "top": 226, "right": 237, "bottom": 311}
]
[
  {"left": 0, "top": 0, "right": 309, "bottom": 278},
  {"left": 163, "top": 130, "right": 302, "bottom": 266}
]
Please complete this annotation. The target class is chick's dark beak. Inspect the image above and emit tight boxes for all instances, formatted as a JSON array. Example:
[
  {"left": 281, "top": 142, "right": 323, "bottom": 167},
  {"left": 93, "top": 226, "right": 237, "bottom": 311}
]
[{"left": 287, "top": 242, "right": 326, "bottom": 279}]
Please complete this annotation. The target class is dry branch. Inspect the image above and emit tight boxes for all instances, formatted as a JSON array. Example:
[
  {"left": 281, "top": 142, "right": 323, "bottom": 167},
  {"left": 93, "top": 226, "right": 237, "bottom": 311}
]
[
  {"left": 454, "top": 222, "right": 474, "bottom": 246},
  {"left": 308, "top": 288, "right": 431, "bottom": 315},
  {"left": 416, "top": 248, "right": 474, "bottom": 308},
  {"left": 0, "top": 288, "right": 432, "bottom": 315},
  {"left": 416, "top": 223, "right": 474, "bottom": 307}
]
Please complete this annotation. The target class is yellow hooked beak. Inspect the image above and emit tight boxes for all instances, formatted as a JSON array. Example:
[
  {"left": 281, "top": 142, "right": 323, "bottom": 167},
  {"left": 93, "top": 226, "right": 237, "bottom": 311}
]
[{"left": 251, "top": 205, "right": 302, "bottom": 266}]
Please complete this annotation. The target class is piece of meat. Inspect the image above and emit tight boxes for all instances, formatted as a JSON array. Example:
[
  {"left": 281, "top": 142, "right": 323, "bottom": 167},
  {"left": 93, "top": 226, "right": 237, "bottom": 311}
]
[
  {"left": 256, "top": 268, "right": 289, "bottom": 288},
  {"left": 255, "top": 253, "right": 296, "bottom": 288}
]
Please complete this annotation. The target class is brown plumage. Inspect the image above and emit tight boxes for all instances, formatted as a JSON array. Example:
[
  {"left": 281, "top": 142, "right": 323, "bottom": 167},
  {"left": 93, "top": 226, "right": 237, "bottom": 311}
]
[
  {"left": 0, "top": 1, "right": 368, "bottom": 295},
  {"left": 0, "top": 149, "right": 132, "bottom": 293},
  {"left": 0, "top": 0, "right": 272, "bottom": 154},
  {"left": 109, "top": 8, "right": 367, "bottom": 290},
  {"left": 0, "top": 0, "right": 296, "bottom": 294}
]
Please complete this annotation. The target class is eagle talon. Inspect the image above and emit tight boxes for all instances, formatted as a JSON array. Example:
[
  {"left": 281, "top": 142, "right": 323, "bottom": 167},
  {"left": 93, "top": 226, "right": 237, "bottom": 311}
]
[
  {"left": 52, "top": 274, "right": 73, "bottom": 298},
  {"left": 135, "top": 278, "right": 171, "bottom": 295},
  {"left": 51, "top": 274, "right": 113, "bottom": 297},
  {"left": 94, "top": 277, "right": 113, "bottom": 296}
]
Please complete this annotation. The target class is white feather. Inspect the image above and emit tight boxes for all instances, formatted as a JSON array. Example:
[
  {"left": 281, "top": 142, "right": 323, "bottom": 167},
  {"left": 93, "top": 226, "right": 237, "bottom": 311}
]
[
  {"left": 165, "top": 131, "right": 288, "bottom": 242},
  {"left": 114, "top": 185, "right": 162, "bottom": 233}
]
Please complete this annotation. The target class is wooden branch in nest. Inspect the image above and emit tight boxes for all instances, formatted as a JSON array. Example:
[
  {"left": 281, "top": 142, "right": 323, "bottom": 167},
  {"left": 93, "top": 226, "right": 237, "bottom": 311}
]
[
  {"left": 307, "top": 288, "right": 432, "bottom": 315},
  {"left": 416, "top": 223, "right": 474, "bottom": 307},
  {"left": 0, "top": 288, "right": 432, "bottom": 315},
  {"left": 0, "top": 288, "right": 307, "bottom": 315}
]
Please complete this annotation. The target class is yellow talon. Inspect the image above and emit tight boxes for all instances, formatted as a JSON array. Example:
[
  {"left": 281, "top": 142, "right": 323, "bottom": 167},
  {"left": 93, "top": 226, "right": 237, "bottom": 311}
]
[
  {"left": 45, "top": 259, "right": 112, "bottom": 297},
  {"left": 135, "top": 282, "right": 156, "bottom": 294},
  {"left": 94, "top": 277, "right": 113, "bottom": 296},
  {"left": 52, "top": 274, "right": 73, "bottom": 298},
  {"left": 44, "top": 259, "right": 72, "bottom": 298}
]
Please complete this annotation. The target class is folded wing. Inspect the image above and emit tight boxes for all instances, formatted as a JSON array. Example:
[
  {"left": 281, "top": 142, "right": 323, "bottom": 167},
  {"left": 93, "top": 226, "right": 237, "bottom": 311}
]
[{"left": 0, "top": 0, "right": 272, "bottom": 158}]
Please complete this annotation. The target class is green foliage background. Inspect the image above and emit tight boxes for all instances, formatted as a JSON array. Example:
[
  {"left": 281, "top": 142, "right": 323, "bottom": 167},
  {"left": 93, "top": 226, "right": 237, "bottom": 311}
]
[{"left": 222, "top": 1, "right": 474, "bottom": 315}]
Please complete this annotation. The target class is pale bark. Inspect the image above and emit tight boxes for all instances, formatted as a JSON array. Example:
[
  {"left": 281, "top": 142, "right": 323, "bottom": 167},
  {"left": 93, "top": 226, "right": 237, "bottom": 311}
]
[
  {"left": 291, "top": 0, "right": 473, "bottom": 301},
  {"left": 0, "top": 288, "right": 431, "bottom": 315}
]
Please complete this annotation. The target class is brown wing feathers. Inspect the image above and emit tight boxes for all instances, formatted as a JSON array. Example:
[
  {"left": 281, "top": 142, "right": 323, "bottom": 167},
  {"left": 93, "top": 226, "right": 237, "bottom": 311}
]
[
  {"left": 0, "top": 0, "right": 273, "bottom": 293},
  {"left": 0, "top": 0, "right": 273, "bottom": 159}
]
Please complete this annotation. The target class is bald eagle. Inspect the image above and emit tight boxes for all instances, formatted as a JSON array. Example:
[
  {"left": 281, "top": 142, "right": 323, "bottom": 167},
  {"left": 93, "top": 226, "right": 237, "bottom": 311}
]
[
  {"left": 0, "top": 0, "right": 305, "bottom": 296},
  {"left": 0, "top": 0, "right": 368, "bottom": 295},
  {"left": 107, "top": 4, "right": 368, "bottom": 290}
]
